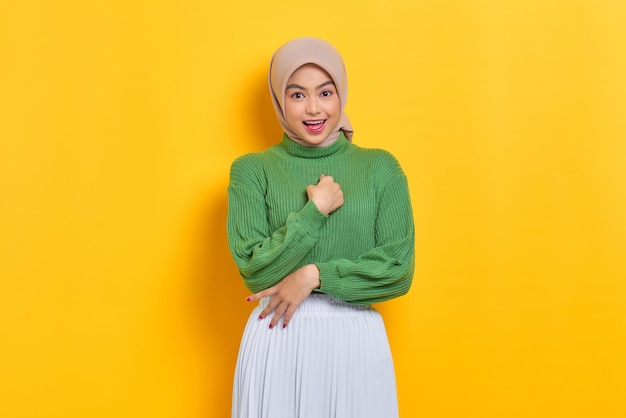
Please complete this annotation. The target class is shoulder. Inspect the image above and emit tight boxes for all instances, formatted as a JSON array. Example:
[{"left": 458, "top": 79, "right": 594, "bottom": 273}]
[
  {"left": 230, "top": 144, "right": 281, "bottom": 174},
  {"left": 230, "top": 151, "right": 263, "bottom": 172},
  {"left": 347, "top": 145, "right": 408, "bottom": 195},
  {"left": 352, "top": 145, "right": 405, "bottom": 177},
  {"left": 229, "top": 146, "right": 279, "bottom": 189}
]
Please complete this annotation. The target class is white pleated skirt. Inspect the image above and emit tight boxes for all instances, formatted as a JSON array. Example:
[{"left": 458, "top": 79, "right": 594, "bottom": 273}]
[{"left": 232, "top": 294, "right": 398, "bottom": 418}]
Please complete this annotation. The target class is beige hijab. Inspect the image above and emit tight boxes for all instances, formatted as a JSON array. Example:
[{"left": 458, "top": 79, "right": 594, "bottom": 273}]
[{"left": 269, "top": 37, "right": 354, "bottom": 146}]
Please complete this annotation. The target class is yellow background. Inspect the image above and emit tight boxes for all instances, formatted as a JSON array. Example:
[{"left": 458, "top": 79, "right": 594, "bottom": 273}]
[{"left": 1, "top": 0, "right": 625, "bottom": 417}]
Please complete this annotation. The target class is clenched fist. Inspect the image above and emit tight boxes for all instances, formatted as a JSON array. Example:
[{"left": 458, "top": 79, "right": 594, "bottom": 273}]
[{"left": 306, "top": 174, "right": 344, "bottom": 215}]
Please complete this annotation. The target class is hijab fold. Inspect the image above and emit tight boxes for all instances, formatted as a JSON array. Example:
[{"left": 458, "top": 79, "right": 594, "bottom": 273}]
[{"left": 269, "top": 37, "right": 353, "bottom": 146}]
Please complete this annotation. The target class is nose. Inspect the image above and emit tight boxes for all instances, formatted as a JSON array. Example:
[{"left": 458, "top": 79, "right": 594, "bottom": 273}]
[{"left": 306, "top": 97, "right": 321, "bottom": 115}]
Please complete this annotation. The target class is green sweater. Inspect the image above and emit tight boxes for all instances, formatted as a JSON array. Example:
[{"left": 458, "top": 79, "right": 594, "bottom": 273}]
[{"left": 227, "top": 132, "right": 415, "bottom": 305}]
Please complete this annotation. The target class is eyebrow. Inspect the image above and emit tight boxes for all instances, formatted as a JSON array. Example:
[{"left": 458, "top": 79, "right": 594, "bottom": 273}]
[{"left": 286, "top": 80, "right": 335, "bottom": 90}]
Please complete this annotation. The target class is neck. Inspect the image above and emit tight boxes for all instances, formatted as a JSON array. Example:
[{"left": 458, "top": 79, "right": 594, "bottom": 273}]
[{"left": 287, "top": 131, "right": 342, "bottom": 148}]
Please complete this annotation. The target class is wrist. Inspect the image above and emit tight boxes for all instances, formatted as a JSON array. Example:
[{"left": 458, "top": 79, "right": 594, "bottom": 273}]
[
  {"left": 311, "top": 198, "right": 330, "bottom": 216},
  {"left": 307, "top": 264, "right": 321, "bottom": 289}
]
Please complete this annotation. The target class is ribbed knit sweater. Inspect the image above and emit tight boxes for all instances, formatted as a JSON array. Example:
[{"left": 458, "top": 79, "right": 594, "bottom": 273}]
[{"left": 227, "top": 133, "right": 415, "bottom": 304}]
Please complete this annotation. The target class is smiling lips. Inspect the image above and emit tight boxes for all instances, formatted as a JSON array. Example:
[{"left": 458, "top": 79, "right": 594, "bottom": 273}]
[{"left": 303, "top": 119, "right": 326, "bottom": 133}]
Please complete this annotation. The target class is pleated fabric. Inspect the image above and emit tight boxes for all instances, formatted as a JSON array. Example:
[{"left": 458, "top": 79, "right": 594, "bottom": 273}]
[{"left": 232, "top": 294, "right": 398, "bottom": 418}]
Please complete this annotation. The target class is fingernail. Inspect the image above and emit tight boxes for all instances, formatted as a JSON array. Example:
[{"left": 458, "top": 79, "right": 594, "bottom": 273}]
[
  {"left": 258, "top": 315, "right": 263, "bottom": 320},
  {"left": 282, "top": 323, "right": 287, "bottom": 329},
  {"left": 268, "top": 323, "right": 274, "bottom": 329},
  {"left": 246, "top": 297, "right": 251, "bottom": 302}
]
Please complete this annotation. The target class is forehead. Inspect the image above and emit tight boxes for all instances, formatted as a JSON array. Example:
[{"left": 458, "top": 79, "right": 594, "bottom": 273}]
[{"left": 287, "top": 63, "right": 333, "bottom": 85}]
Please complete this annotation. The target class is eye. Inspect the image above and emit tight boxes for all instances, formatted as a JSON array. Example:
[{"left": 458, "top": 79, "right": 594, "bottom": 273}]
[
  {"left": 291, "top": 92, "right": 304, "bottom": 99},
  {"left": 321, "top": 90, "right": 333, "bottom": 97}
]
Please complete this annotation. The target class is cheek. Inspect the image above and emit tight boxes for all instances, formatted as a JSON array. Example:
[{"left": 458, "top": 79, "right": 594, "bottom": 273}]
[
  {"left": 328, "top": 97, "right": 340, "bottom": 112},
  {"left": 283, "top": 103, "right": 303, "bottom": 130},
  {"left": 284, "top": 101, "right": 299, "bottom": 120}
]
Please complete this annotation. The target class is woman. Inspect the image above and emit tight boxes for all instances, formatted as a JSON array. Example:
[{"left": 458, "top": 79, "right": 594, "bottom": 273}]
[{"left": 227, "top": 36, "right": 415, "bottom": 418}]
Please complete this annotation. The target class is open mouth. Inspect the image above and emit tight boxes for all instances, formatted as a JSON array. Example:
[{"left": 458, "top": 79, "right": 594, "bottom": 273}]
[{"left": 303, "top": 119, "right": 326, "bottom": 133}]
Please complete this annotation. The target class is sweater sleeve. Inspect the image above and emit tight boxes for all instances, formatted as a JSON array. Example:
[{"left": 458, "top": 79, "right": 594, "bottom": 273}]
[
  {"left": 315, "top": 155, "right": 415, "bottom": 304},
  {"left": 227, "top": 154, "right": 328, "bottom": 293}
]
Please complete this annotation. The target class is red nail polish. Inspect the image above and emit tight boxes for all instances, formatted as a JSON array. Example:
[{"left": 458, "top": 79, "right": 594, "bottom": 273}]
[
  {"left": 283, "top": 323, "right": 287, "bottom": 329},
  {"left": 246, "top": 297, "right": 251, "bottom": 302},
  {"left": 258, "top": 315, "right": 263, "bottom": 320},
  {"left": 268, "top": 323, "right": 274, "bottom": 329}
]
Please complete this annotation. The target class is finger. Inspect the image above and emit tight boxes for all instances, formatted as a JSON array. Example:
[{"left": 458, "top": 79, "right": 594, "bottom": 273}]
[
  {"left": 282, "top": 305, "right": 298, "bottom": 329},
  {"left": 259, "top": 298, "right": 282, "bottom": 320},
  {"left": 269, "top": 302, "right": 288, "bottom": 329},
  {"left": 247, "top": 285, "right": 277, "bottom": 302}
]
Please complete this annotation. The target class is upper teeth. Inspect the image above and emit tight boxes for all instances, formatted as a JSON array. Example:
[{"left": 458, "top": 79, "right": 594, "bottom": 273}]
[{"left": 304, "top": 121, "right": 323, "bottom": 125}]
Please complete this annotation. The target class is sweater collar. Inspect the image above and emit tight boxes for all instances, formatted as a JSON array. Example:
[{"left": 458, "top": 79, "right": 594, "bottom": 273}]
[{"left": 280, "top": 131, "right": 350, "bottom": 158}]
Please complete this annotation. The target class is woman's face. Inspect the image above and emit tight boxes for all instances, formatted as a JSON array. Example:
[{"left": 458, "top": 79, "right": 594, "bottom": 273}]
[{"left": 284, "top": 64, "right": 340, "bottom": 147}]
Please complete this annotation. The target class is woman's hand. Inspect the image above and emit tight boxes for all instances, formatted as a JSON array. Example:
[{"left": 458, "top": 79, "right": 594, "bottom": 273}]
[
  {"left": 306, "top": 174, "right": 344, "bottom": 215},
  {"left": 247, "top": 264, "right": 321, "bottom": 329}
]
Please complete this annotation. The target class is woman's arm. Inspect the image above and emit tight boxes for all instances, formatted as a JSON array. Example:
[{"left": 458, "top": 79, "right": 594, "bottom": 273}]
[
  {"left": 249, "top": 171, "right": 414, "bottom": 328},
  {"left": 227, "top": 155, "right": 344, "bottom": 294},
  {"left": 316, "top": 170, "right": 415, "bottom": 304},
  {"left": 227, "top": 155, "right": 322, "bottom": 293}
]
